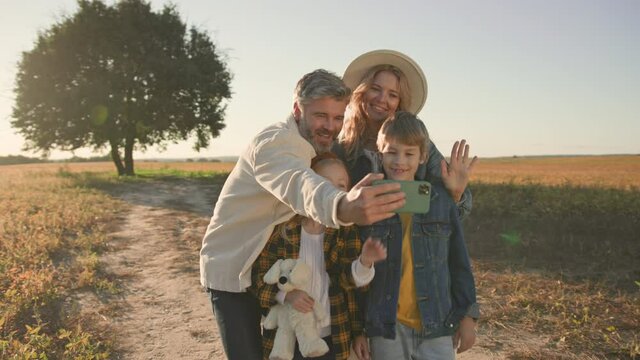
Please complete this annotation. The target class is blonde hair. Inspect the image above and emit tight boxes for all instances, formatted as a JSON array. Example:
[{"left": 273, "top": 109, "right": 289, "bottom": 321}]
[
  {"left": 338, "top": 65, "right": 412, "bottom": 162},
  {"left": 377, "top": 111, "right": 430, "bottom": 160}
]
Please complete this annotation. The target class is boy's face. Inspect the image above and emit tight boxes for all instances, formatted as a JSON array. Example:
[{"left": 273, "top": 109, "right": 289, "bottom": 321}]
[{"left": 380, "top": 137, "right": 425, "bottom": 181}]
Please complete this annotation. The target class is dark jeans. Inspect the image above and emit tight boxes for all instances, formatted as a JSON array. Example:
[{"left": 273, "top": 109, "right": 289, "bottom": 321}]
[{"left": 208, "top": 289, "right": 263, "bottom": 360}]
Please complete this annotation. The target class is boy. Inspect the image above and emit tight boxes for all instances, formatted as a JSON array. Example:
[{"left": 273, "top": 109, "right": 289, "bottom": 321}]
[{"left": 355, "top": 112, "right": 479, "bottom": 360}]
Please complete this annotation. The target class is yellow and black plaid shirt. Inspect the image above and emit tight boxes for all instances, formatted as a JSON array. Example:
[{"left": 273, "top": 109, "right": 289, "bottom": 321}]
[{"left": 250, "top": 218, "right": 365, "bottom": 360}]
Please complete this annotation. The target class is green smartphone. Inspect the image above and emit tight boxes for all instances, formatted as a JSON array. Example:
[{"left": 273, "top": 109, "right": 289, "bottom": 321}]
[{"left": 373, "top": 180, "right": 431, "bottom": 214}]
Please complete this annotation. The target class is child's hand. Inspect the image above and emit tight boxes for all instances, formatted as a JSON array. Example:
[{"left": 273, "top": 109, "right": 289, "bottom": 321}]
[
  {"left": 441, "top": 139, "right": 478, "bottom": 202},
  {"left": 284, "top": 289, "right": 314, "bottom": 313},
  {"left": 453, "top": 316, "right": 476, "bottom": 353},
  {"left": 359, "top": 237, "right": 387, "bottom": 268},
  {"left": 352, "top": 335, "right": 370, "bottom": 360}
]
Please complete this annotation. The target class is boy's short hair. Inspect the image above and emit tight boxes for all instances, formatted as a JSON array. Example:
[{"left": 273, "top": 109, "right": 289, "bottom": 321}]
[{"left": 377, "top": 111, "right": 430, "bottom": 158}]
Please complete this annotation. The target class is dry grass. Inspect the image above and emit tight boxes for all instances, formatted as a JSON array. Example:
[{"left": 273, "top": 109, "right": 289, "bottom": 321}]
[
  {"left": 464, "top": 155, "right": 640, "bottom": 359},
  {"left": 474, "top": 260, "right": 639, "bottom": 359},
  {"left": 0, "top": 168, "right": 122, "bottom": 358},
  {"left": 0, "top": 161, "right": 233, "bottom": 358},
  {"left": 4, "top": 155, "right": 637, "bottom": 187},
  {"left": 472, "top": 155, "right": 640, "bottom": 190},
  {"left": 0, "top": 160, "right": 236, "bottom": 175},
  {"left": 1, "top": 157, "right": 639, "bottom": 359}
]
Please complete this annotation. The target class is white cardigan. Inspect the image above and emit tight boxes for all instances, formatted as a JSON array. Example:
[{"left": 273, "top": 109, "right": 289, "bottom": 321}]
[{"left": 200, "top": 115, "right": 348, "bottom": 292}]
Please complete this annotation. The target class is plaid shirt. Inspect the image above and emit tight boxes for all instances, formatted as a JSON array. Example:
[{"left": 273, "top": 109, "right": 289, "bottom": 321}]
[{"left": 250, "top": 217, "right": 365, "bottom": 360}]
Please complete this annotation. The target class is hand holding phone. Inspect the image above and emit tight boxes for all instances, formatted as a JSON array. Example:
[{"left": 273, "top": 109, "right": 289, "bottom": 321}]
[{"left": 372, "top": 180, "right": 431, "bottom": 214}]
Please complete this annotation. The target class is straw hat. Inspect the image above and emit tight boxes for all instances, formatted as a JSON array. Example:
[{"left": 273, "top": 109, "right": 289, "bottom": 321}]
[{"left": 342, "top": 49, "right": 428, "bottom": 114}]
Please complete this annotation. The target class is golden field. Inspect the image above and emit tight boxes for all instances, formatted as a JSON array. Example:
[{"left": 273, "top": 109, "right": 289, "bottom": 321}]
[
  {"left": 3, "top": 154, "right": 639, "bottom": 188},
  {"left": 1, "top": 156, "right": 639, "bottom": 359},
  {"left": 463, "top": 155, "right": 640, "bottom": 358},
  {"left": 0, "top": 160, "right": 236, "bottom": 176},
  {"left": 472, "top": 155, "right": 640, "bottom": 189}
]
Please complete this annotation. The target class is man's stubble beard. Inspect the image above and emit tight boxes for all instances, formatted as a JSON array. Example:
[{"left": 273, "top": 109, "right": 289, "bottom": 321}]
[{"left": 298, "top": 117, "right": 335, "bottom": 154}]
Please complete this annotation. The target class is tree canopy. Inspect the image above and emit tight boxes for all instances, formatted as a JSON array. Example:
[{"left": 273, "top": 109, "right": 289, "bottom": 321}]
[{"left": 12, "top": 0, "right": 232, "bottom": 175}]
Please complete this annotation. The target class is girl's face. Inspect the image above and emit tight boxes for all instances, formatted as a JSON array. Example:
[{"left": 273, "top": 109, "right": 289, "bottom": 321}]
[
  {"left": 315, "top": 162, "right": 350, "bottom": 191},
  {"left": 380, "top": 137, "right": 425, "bottom": 181},
  {"left": 363, "top": 70, "right": 401, "bottom": 123}
]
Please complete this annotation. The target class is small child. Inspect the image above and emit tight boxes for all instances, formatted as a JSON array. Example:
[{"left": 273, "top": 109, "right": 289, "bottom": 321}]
[
  {"left": 355, "top": 111, "right": 479, "bottom": 360},
  {"left": 251, "top": 153, "right": 387, "bottom": 360}
]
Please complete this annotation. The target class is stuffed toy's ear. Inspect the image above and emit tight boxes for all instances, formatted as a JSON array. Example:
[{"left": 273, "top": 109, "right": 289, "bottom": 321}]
[
  {"left": 263, "top": 259, "right": 283, "bottom": 284},
  {"left": 280, "top": 258, "right": 297, "bottom": 273},
  {"left": 289, "top": 259, "right": 311, "bottom": 288}
]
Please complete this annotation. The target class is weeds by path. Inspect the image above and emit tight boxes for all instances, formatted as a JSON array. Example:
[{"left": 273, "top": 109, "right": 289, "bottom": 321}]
[
  {"left": 1, "top": 164, "right": 229, "bottom": 358},
  {"left": 0, "top": 169, "right": 122, "bottom": 358}
]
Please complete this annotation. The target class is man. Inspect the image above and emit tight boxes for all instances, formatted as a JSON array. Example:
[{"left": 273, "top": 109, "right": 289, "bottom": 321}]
[{"left": 200, "top": 69, "right": 405, "bottom": 359}]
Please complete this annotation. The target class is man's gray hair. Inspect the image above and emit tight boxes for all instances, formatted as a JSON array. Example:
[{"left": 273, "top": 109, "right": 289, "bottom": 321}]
[{"left": 294, "top": 69, "right": 352, "bottom": 106}]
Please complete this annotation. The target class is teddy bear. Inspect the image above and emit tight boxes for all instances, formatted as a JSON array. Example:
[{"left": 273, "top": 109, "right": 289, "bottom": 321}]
[{"left": 263, "top": 258, "right": 329, "bottom": 360}]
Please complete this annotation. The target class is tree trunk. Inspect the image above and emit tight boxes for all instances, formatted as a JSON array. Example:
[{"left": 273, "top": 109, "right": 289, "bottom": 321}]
[
  {"left": 110, "top": 141, "right": 125, "bottom": 176},
  {"left": 123, "top": 88, "right": 135, "bottom": 176},
  {"left": 123, "top": 135, "right": 135, "bottom": 176}
]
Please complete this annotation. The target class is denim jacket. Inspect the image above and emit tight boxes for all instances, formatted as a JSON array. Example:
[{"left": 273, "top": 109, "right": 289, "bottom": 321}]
[
  {"left": 332, "top": 141, "right": 473, "bottom": 220},
  {"left": 359, "top": 182, "right": 480, "bottom": 339}
]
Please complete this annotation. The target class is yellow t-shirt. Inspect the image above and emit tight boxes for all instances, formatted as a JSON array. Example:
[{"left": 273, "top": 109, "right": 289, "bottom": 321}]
[{"left": 396, "top": 213, "right": 423, "bottom": 330}]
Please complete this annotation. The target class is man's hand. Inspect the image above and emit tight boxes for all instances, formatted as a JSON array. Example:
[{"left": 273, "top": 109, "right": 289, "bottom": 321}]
[
  {"left": 441, "top": 139, "right": 478, "bottom": 202},
  {"left": 284, "top": 289, "right": 314, "bottom": 313},
  {"left": 337, "top": 173, "right": 405, "bottom": 225},
  {"left": 359, "top": 237, "right": 387, "bottom": 268},
  {"left": 352, "top": 335, "right": 370, "bottom": 360},
  {"left": 453, "top": 316, "right": 477, "bottom": 353}
]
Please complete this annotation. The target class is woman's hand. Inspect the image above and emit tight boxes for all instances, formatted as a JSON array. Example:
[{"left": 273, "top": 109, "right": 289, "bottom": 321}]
[{"left": 441, "top": 139, "right": 478, "bottom": 202}]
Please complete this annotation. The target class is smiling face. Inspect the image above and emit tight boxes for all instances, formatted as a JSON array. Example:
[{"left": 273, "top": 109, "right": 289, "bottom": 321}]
[
  {"left": 362, "top": 70, "right": 401, "bottom": 124},
  {"left": 376, "top": 111, "right": 430, "bottom": 181},
  {"left": 295, "top": 97, "right": 348, "bottom": 153},
  {"left": 379, "top": 137, "right": 425, "bottom": 181}
]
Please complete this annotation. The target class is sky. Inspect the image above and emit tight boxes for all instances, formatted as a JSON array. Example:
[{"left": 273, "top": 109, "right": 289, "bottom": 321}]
[{"left": 1, "top": 0, "right": 638, "bottom": 160}]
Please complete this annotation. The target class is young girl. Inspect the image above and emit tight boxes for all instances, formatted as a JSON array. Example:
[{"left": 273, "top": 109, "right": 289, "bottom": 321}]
[{"left": 250, "top": 153, "right": 387, "bottom": 360}]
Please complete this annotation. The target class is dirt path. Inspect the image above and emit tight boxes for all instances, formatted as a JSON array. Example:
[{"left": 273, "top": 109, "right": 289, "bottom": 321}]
[
  {"left": 80, "top": 178, "right": 500, "bottom": 359},
  {"left": 76, "top": 178, "right": 224, "bottom": 359}
]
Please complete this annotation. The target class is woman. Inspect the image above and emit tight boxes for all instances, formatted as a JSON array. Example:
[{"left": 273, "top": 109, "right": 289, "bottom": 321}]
[
  {"left": 334, "top": 49, "right": 476, "bottom": 218},
  {"left": 334, "top": 50, "right": 478, "bottom": 360}
]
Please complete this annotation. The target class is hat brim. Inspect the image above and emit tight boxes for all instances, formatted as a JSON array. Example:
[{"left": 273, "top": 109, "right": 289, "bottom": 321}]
[{"left": 342, "top": 49, "right": 427, "bottom": 114}]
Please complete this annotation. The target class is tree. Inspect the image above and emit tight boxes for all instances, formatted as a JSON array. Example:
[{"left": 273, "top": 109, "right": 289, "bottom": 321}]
[{"left": 12, "top": 0, "right": 232, "bottom": 175}]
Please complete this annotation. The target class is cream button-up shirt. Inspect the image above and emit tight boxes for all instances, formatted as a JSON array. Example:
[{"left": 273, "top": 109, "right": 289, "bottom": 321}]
[{"left": 199, "top": 115, "right": 348, "bottom": 293}]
